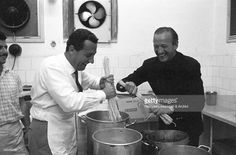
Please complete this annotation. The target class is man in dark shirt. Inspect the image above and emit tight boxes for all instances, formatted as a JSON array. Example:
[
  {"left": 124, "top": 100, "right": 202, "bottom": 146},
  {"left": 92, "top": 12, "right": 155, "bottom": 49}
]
[{"left": 116, "top": 27, "right": 205, "bottom": 146}]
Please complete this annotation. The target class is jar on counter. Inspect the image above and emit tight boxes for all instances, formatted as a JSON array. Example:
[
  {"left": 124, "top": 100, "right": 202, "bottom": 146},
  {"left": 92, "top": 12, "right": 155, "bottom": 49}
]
[{"left": 205, "top": 91, "right": 217, "bottom": 106}]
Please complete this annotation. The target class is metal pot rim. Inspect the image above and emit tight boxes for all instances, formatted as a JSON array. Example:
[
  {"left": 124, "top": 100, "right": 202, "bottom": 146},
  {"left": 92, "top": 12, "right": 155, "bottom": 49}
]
[
  {"left": 92, "top": 127, "right": 143, "bottom": 146},
  {"left": 158, "top": 145, "right": 211, "bottom": 155},
  {"left": 85, "top": 110, "right": 129, "bottom": 123},
  {"left": 146, "top": 130, "right": 189, "bottom": 143}
]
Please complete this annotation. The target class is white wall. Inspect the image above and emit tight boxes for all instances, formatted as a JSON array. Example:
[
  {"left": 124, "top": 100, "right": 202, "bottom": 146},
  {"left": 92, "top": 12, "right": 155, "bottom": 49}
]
[
  {"left": 207, "top": 0, "right": 236, "bottom": 109},
  {"left": 6, "top": 0, "right": 214, "bottom": 93}
]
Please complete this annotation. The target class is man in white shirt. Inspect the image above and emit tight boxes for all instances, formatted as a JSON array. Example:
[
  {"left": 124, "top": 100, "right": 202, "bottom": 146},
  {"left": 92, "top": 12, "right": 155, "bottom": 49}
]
[{"left": 28, "top": 29, "right": 116, "bottom": 155}]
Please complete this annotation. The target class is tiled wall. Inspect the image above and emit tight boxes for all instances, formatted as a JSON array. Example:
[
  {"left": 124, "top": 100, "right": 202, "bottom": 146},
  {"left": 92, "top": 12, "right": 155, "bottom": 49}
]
[
  {"left": 6, "top": 52, "right": 153, "bottom": 93},
  {"left": 207, "top": 0, "right": 236, "bottom": 110},
  {"left": 8, "top": 0, "right": 236, "bottom": 110},
  {"left": 196, "top": 54, "right": 236, "bottom": 110}
]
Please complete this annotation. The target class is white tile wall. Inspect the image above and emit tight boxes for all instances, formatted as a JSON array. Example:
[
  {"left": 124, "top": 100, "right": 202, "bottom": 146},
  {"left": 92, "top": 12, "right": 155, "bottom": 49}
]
[
  {"left": 118, "top": 56, "right": 130, "bottom": 68},
  {"left": 16, "top": 71, "right": 26, "bottom": 84},
  {"left": 8, "top": 49, "right": 236, "bottom": 108},
  {"left": 232, "top": 56, "right": 236, "bottom": 68},
  {"left": 3, "top": 0, "right": 235, "bottom": 109},
  {"left": 18, "top": 58, "right": 31, "bottom": 70},
  {"left": 26, "top": 71, "right": 36, "bottom": 84},
  {"left": 202, "top": 54, "right": 236, "bottom": 109},
  {"left": 31, "top": 57, "right": 45, "bottom": 70}
]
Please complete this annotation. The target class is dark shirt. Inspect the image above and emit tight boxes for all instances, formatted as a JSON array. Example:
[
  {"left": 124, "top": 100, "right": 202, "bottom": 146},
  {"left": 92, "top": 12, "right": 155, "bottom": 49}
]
[{"left": 117, "top": 52, "right": 205, "bottom": 136}]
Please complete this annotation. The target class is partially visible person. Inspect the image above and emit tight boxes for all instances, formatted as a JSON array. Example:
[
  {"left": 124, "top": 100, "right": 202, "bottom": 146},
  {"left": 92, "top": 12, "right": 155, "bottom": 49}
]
[
  {"left": 29, "top": 28, "right": 116, "bottom": 155},
  {"left": 117, "top": 27, "right": 205, "bottom": 146},
  {"left": 0, "top": 31, "right": 29, "bottom": 154}
]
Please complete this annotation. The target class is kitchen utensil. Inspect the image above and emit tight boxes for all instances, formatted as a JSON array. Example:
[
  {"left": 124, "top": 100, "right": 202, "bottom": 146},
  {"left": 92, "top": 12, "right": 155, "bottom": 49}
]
[
  {"left": 103, "top": 57, "right": 122, "bottom": 121},
  {"left": 118, "top": 80, "right": 174, "bottom": 125}
]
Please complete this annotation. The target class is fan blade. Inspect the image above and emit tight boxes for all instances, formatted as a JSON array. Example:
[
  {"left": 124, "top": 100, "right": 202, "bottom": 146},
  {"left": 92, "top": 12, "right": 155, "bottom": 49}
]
[
  {"left": 89, "top": 17, "right": 100, "bottom": 27},
  {"left": 80, "top": 11, "right": 92, "bottom": 21},
  {"left": 86, "top": 2, "right": 96, "bottom": 14},
  {"left": 94, "top": 8, "right": 105, "bottom": 19}
]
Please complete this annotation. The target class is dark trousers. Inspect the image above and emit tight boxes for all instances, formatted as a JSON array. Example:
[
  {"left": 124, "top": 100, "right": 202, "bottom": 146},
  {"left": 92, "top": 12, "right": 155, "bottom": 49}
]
[
  {"left": 28, "top": 119, "right": 52, "bottom": 155},
  {"left": 188, "top": 135, "right": 200, "bottom": 146}
]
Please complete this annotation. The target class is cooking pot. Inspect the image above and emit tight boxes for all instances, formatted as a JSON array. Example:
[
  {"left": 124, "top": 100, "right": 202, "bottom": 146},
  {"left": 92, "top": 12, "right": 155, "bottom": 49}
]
[
  {"left": 144, "top": 130, "right": 189, "bottom": 150},
  {"left": 81, "top": 110, "right": 132, "bottom": 155},
  {"left": 158, "top": 145, "right": 211, "bottom": 155},
  {"left": 140, "top": 130, "right": 189, "bottom": 155},
  {"left": 92, "top": 128, "right": 142, "bottom": 155}
]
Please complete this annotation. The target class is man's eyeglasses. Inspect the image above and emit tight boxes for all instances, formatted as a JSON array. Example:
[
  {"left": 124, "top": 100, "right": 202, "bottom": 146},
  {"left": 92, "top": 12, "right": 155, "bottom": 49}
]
[{"left": 0, "top": 45, "right": 8, "bottom": 50}]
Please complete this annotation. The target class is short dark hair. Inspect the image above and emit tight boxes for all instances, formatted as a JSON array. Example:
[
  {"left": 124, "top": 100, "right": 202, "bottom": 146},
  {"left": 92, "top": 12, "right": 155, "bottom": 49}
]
[
  {"left": 66, "top": 29, "right": 98, "bottom": 52},
  {"left": 0, "top": 31, "right": 6, "bottom": 41},
  {"left": 154, "top": 27, "right": 178, "bottom": 46}
]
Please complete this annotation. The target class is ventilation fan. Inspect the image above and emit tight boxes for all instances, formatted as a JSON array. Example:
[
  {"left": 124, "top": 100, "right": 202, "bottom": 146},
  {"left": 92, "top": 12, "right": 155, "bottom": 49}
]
[
  {"left": 74, "top": 0, "right": 111, "bottom": 42},
  {"left": 77, "top": 1, "right": 106, "bottom": 28},
  {"left": 0, "top": 0, "right": 30, "bottom": 31}
]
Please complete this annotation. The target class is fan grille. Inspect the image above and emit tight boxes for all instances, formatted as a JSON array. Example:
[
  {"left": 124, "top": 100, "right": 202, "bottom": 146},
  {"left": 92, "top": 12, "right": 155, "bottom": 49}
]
[
  {"left": 77, "top": 1, "right": 106, "bottom": 29},
  {"left": 0, "top": 0, "right": 30, "bottom": 30}
]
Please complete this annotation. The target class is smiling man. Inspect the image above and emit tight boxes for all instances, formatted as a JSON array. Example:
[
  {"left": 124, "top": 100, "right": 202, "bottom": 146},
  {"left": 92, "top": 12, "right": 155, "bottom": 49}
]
[
  {"left": 117, "top": 27, "right": 205, "bottom": 146},
  {"left": 0, "top": 31, "right": 29, "bottom": 154},
  {"left": 29, "top": 29, "right": 116, "bottom": 155}
]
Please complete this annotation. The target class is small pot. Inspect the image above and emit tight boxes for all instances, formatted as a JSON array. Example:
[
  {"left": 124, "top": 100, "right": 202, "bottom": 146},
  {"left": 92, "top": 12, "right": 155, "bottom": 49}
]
[
  {"left": 158, "top": 145, "right": 211, "bottom": 155},
  {"left": 92, "top": 128, "right": 142, "bottom": 155}
]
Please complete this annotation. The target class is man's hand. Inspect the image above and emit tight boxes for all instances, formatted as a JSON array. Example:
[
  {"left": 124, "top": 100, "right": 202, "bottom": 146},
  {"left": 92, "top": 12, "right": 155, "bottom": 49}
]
[
  {"left": 102, "top": 82, "right": 116, "bottom": 99},
  {"left": 124, "top": 81, "right": 138, "bottom": 95},
  {"left": 100, "top": 74, "right": 114, "bottom": 89},
  {"left": 148, "top": 105, "right": 174, "bottom": 116}
]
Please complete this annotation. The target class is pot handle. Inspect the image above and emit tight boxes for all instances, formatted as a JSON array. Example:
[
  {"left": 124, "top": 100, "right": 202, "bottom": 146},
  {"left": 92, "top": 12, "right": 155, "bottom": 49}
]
[
  {"left": 78, "top": 115, "right": 86, "bottom": 124},
  {"left": 198, "top": 145, "right": 211, "bottom": 152},
  {"left": 141, "top": 140, "right": 159, "bottom": 151},
  {"left": 125, "top": 119, "right": 136, "bottom": 127}
]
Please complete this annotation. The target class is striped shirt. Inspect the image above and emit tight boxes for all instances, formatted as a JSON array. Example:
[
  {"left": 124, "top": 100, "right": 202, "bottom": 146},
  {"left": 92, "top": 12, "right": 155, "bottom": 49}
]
[{"left": 0, "top": 66, "right": 23, "bottom": 126}]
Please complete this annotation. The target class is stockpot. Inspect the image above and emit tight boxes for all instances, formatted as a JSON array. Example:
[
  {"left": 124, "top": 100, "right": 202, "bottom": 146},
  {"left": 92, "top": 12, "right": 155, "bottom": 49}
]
[
  {"left": 92, "top": 128, "right": 142, "bottom": 155},
  {"left": 80, "top": 110, "right": 132, "bottom": 155}
]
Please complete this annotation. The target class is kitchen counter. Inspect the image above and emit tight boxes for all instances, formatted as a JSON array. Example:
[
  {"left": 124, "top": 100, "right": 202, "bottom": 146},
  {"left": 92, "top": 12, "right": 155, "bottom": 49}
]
[
  {"left": 202, "top": 104, "right": 236, "bottom": 150},
  {"left": 202, "top": 104, "right": 236, "bottom": 127}
]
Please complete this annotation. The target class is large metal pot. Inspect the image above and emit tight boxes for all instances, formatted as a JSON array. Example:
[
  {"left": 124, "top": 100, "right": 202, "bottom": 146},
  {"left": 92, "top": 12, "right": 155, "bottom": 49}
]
[
  {"left": 83, "top": 110, "right": 130, "bottom": 155},
  {"left": 92, "top": 128, "right": 142, "bottom": 155},
  {"left": 141, "top": 130, "right": 189, "bottom": 155},
  {"left": 158, "top": 145, "right": 211, "bottom": 155},
  {"left": 145, "top": 130, "right": 189, "bottom": 150}
]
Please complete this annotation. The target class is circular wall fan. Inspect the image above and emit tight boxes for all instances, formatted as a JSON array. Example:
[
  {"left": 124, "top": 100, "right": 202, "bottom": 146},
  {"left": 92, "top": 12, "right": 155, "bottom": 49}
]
[
  {"left": 0, "top": 0, "right": 30, "bottom": 31},
  {"left": 77, "top": 1, "right": 106, "bottom": 29}
]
